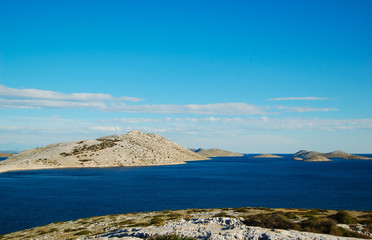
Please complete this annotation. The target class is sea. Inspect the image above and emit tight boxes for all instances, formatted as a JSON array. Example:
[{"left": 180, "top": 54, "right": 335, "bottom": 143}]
[{"left": 0, "top": 154, "right": 372, "bottom": 235}]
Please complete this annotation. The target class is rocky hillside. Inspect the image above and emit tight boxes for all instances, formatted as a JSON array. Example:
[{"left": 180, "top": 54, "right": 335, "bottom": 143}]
[
  {"left": 0, "top": 131, "right": 208, "bottom": 173},
  {"left": 293, "top": 150, "right": 371, "bottom": 161},
  {"left": 193, "top": 148, "right": 243, "bottom": 157}
]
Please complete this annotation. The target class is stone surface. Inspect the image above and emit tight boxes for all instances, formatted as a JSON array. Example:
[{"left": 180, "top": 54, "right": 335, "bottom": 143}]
[
  {"left": 0, "top": 131, "right": 209, "bottom": 173},
  {"left": 92, "top": 217, "right": 362, "bottom": 240}
]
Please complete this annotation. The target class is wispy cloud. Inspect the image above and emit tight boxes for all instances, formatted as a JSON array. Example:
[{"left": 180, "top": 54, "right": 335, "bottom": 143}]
[
  {"left": 275, "top": 106, "right": 338, "bottom": 112},
  {"left": 110, "top": 103, "right": 266, "bottom": 115},
  {"left": 269, "top": 97, "right": 329, "bottom": 101},
  {"left": 0, "top": 84, "right": 143, "bottom": 102},
  {"left": 90, "top": 126, "right": 124, "bottom": 132},
  {"left": 0, "top": 85, "right": 267, "bottom": 115},
  {"left": 0, "top": 84, "right": 144, "bottom": 109},
  {"left": 102, "top": 117, "right": 372, "bottom": 131}
]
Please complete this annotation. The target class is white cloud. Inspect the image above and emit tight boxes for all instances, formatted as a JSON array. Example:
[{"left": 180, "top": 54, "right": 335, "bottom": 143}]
[
  {"left": 0, "top": 84, "right": 143, "bottom": 102},
  {"left": 0, "top": 98, "right": 108, "bottom": 109},
  {"left": 269, "top": 97, "right": 329, "bottom": 101},
  {"left": 0, "top": 85, "right": 267, "bottom": 115},
  {"left": 275, "top": 106, "right": 338, "bottom": 112},
  {"left": 102, "top": 117, "right": 372, "bottom": 132},
  {"left": 90, "top": 126, "right": 123, "bottom": 132},
  {"left": 111, "top": 103, "right": 266, "bottom": 115}
]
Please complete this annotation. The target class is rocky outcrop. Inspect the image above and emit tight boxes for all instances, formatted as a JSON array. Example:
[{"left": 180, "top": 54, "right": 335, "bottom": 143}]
[
  {"left": 3, "top": 207, "right": 370, "bottom": 239},
  {"left": 96, "top": 217, "right": 361, "bottom": 240},
  {"left": 0, "top": 131, "right": 209, "bottom": 173},
  {"left": 193, "top": 148, "right": 243, "bottom": 157},
  {"left": 293, "top": 150, "right": 371, "bottom": 161},
  {"left": 252, "top": 153, "right": 283, "bottom": 158}
]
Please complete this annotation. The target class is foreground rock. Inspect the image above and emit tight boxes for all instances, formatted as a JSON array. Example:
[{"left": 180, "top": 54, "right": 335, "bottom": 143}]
[
  {"left": 293, "top": 150, "right": 371, "bottom": 161},
  {"left": 97, "top": 217, "right": 361, "bottom": 240},
  {"left": 193, "top": 148, "right": 243, "bottom": 157},
  {"left": 252, "top": 153, "right": 283, "bottom": 158},
  {"left": 2, "top": 207, "right": 370, "bottom": 240},
  {"left": 0, "top": 131, "right": 208, "bottom": 173}
]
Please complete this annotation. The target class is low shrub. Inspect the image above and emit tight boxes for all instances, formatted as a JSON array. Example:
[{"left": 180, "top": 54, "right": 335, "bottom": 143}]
[
  {"left": 329, "top": 210, "right": 357, "bottom": 224},
  {"left": 243, "top": 213, "right": 298, "bottom": 230},
  {"left": 167, "top": 213, "right": 183, "bottom": 219},
  {"left": 150, "top": 216, "right": 165, "bottom": 226},
  {"left": 300, "top": 218, "right": 340, "bottom": 235},
  {"left": 213, "top": 212, "right": 232, "bottom": 218},
  {"left": 234, "top": 207, "right": 251, "bottom": 212},
  {"left": 74, "top": 230, "right": 92, "bottom": 236}
]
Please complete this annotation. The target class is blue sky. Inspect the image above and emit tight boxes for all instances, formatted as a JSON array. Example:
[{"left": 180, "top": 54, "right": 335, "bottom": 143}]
[{"left": 1, "top": 0, "right": 371, "bottom": 153}]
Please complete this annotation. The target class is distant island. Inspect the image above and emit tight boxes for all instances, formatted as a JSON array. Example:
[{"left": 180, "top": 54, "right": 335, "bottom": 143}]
[
  {"left": 192, "top": 148, "right": 243, "bottom": 157},
  {"left": 0, "top": 131, "right": 209, "bottom": 173},
  {"left": 293, "top": 150, "right": 371, "bottom": 162},
  {"left": 252, "top": 153, "right": 283, "bottom": 158}
]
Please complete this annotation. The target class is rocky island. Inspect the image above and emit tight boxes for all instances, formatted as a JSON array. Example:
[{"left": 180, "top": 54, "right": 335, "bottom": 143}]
[
  {"left": 0, "top": 131, "right": 209, "bottom": 173},
  {"left": 293, "top": 150, "right": 371, "bottom": 162},
  {"left": 252, "top": 153, "right": 283, "bottom": 158},
  {"left": 192, "top": 148, "right": 243, "bottom": 157}
]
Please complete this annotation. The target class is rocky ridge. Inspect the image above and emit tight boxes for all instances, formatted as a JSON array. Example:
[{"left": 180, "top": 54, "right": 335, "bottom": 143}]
[
  {"left": 0, "top": 131, "right": 208, "bottom": 173},
  {"left": 193, "top": 148, "right": 243, "bottom": 157}
]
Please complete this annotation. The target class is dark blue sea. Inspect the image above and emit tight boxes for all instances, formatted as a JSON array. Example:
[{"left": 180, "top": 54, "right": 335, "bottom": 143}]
[{"left": 1, "top": 154, "right": 372, "bottom": 234}]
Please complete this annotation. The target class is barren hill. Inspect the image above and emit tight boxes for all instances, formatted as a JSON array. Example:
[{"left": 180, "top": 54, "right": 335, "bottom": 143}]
[{"left": 0, "top": 131, "right": 208, "bottom": 173}]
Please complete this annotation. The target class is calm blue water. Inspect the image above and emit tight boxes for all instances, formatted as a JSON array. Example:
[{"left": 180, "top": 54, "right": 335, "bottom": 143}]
[{"left": 0, "top": 154, "right": 372, "bottom": 234}]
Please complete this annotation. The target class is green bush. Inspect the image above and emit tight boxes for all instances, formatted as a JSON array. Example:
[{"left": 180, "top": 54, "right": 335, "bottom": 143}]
[
  {"left": 234, "top": 207, "right": 251, "bottom": 212},
  {"left": 150, "top": 216, "right": 165, "bottom": 226},
  {"left": 329, "top": 210, "right": 357, "bottom": 224},
  {"left": 74, "top": 230, "right": 92, "bottom": 236},
  {"left": 167, "top": 213, "right": 183, "bottom": 219},
  {"left": 300, "top": 218, "right": 340, "bottom": 235},
  {"left": 283, "top": 212, "right": 297, "bottom": 219},
  {"left": 243, "top": 213, "right": 298, "bottom": 230},
  {"left": 213, "top": 212, "right": 232, "bottom": 218}
]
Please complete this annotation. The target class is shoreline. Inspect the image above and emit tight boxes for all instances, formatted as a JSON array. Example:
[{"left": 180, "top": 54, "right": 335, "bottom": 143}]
[{"left": 0, "top": 158, "right": 213, "bottom": 174}]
